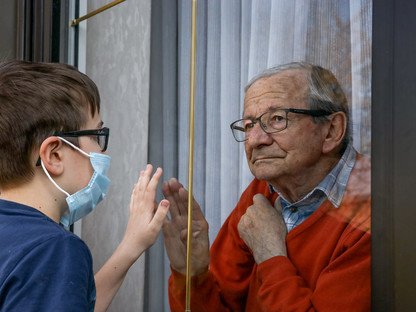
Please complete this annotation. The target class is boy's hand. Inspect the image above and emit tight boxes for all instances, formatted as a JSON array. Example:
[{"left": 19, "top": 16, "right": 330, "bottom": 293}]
[
  {"left": 122, "top": 164, "right": 170, "bottom": 261},
  {"left": 94, "top": 164, "right": 169, "bottom": 310}
]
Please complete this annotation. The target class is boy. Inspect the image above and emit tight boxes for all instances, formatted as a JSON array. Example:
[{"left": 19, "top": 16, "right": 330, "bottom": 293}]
[{"left": 0, "top": 60, "right": 169, "bottom": 311}]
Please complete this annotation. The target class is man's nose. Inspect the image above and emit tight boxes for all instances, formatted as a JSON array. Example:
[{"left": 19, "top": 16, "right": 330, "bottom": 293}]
[{"left": 247, "top": 122, "right": 273, "bottom": 145}]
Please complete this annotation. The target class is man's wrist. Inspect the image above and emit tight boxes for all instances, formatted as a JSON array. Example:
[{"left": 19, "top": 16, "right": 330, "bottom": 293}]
[
  {"left": 254, "top": 247, "right": 287, "bottom": 264},
  {"left": 171, "top": 265, "right": 209, "bottom": 277}
]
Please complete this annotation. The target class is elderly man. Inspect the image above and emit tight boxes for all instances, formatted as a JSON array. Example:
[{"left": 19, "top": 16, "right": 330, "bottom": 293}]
[{"left": 162, "top": 62, "right": 371, "bottom": 311}]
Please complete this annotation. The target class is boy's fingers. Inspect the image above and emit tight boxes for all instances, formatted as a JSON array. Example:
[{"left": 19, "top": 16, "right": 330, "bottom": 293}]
[
  {"left": 152, "top": 200, "right": 170, "bottom": 227},
  {"left": 137, "top": 164, "right": 153, "bottom": 193},
  {"left": 147, "top": 167, "right": 163, "bottom": 192}
]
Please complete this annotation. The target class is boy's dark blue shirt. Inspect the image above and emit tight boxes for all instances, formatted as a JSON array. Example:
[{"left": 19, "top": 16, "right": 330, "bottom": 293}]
[{"left": 0, "top": 199, "right": 95, "bottom": 311}]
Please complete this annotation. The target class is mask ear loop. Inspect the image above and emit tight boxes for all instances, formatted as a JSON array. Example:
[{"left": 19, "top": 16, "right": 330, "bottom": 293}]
[
  {"left": 57, "top": 137, "right": 92, "bottom": 158},
  {"left": 40, "top": 159, "right": 70, "bottom": 198},
  {"left": 39, "top": 136, "right": 92, "bottom": 199}
]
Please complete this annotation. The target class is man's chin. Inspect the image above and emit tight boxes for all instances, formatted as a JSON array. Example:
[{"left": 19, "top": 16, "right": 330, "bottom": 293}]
[
  {"left": 254, "top": 173, "right": 278, "bottom": 183},
  {"left": 250, "top": 164, "right": 281, "bottom": 182}
]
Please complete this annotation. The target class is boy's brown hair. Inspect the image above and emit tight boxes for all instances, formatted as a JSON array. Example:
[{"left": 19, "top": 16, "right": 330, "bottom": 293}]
[{"left": 0, "top": 60, "right": 101, "bottom": 190}]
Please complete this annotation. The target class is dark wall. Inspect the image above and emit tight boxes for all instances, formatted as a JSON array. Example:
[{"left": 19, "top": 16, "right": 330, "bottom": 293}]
[
  {"left": 0, "top": 0, "right": 70, "bottom": 63},
  {"left": 0, "top": 0, "right": 18, "bottom": 60},
  {"left": 372, "top": 0, "right": 416, "bottom": 311}
]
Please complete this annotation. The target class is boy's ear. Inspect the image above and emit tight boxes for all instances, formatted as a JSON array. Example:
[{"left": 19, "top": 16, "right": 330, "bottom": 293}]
[
  {"left": 38, "top": 137, "right": 65, "bottom": 176},
  {"left": 322, "top": 112, "right": 347, "bottom": 154}
]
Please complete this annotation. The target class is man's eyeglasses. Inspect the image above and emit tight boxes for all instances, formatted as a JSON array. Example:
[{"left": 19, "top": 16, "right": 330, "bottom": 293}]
[
  {"left": 54, "top": 127, "right": 110, "bottom": 152},
  {"left": 230, "top": 108, "right": 331, "bottom": 142}
]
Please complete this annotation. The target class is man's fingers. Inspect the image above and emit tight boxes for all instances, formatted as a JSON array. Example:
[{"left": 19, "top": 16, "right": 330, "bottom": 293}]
[
  {"left": 252, "top": 193, "right": 268, "bottom": 204},
  {"left": 172, "top": 182, "right": 189, "bottom": 216},
  {"left": 176, "top": 187, "right": 188, "bottom": 216},
  {"left": 274, "top": 197, "right": 283, "bottom": 214},
  {"left": 162, "top": 178, "right": 204, "bottom": 222},
  {"left": 180, "top": 228, "right": 188, "bottom": 242},
  {"left": 177, "top": 187, "right": 205, "bottom": 219},
  {"left": 163, "top": 178, "right": 189, "bottom": 216},
  {"left": 253, "top": 193, "right": 278, "bottom": 212},
  {"left": 162, "top": 180, "right": 181, "bottom": 217}
]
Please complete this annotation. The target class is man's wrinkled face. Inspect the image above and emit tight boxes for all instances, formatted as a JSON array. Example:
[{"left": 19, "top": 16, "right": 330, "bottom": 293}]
[{"left": 244, "top": 69, "right": 327, "bottom": 185}]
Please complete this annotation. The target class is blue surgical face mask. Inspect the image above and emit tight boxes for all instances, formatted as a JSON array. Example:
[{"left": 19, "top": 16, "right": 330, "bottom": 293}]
[{"left": 41, "top": 137, "right": 111, "bottom": 226}]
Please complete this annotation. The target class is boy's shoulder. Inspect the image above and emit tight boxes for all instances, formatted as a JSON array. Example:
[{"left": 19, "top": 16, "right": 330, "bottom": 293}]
[
  {"left": 0, "top": 198, "right": 88, "bottom": 246},
  {"left": 0, "top": 199, "right": 92, "bottom": 281},
  {"left": 0, "top": 199, "right": 95, "bottom": 311},
  {"left": 1, "top": 198, "right": 73, "bottom": 234}
]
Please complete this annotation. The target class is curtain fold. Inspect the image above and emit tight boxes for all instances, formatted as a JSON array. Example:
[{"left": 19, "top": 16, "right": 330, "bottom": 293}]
[{"left": 147, "top": 1, "right": 372, "bottom": 310}]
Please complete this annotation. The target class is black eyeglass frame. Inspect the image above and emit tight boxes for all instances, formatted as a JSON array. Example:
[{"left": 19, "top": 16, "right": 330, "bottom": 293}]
[
  {"left": 230, "top": 108, "right": 331, "bottom": 142},
  {"left": 54, "top": 127, "right": 110, "bottom": 152},
  {"left": 35, "top": 127, "right": 110, "bottom": 167}
]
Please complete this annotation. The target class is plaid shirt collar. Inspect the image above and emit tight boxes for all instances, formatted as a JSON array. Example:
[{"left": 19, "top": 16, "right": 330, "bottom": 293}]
[{"left": 270, "top": 143, "right": 357, "bottom": 209}]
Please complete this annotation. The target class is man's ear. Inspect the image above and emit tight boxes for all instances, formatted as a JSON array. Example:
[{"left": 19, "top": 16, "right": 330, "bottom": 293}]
[
  {"left": 322, "top": 112, "right": 347, "bottom": 154},
  {"left": 38, "top": 137, "right": 65, "bottom": 176}
]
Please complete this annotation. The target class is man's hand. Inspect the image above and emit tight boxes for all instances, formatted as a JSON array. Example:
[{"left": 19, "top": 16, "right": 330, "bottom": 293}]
[
  {"left": 238, "top": 194, "right": 287, "bottom": 264},
  {"left": 162, "top": 178, "right": 210, "bottom": 276}
]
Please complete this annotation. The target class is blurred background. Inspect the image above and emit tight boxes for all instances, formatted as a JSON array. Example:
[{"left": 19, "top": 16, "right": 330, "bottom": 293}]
[{"left": 1, "top": 1, "right": 414, "bottom": 311}]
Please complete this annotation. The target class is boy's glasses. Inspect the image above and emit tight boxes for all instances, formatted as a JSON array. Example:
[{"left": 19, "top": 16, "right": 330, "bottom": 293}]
[
  {"left": 54, "top": 127, "right": 110, "bottom": 152},
  {"left": 36, "top": 127, "right": 110, "bottom": 166}
]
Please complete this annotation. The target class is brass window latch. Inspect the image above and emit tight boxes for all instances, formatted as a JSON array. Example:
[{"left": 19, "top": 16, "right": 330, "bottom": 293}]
[{"left": 70, "top": 0, "right": 126, "bottom": 27}]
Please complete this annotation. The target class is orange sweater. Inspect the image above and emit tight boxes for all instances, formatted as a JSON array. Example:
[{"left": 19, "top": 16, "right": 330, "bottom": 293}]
[{"left": 169, "top": 154, "right": 371, "bottom": 311}]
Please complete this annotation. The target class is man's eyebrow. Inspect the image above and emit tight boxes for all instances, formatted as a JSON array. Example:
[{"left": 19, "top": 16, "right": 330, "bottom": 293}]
[{"left": 97, "top": 121, "right": 104, "bottom": 128}]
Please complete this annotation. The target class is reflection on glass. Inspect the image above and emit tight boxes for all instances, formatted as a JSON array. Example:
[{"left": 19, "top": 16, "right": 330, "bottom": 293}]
[{"left": 147, "top": 1, "right": 372, "bottom": 311}]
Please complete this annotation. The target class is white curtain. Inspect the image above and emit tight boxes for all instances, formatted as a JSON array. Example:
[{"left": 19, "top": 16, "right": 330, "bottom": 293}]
[{"left": 146, "top": 0, "right": 372, "bottom": 310}]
